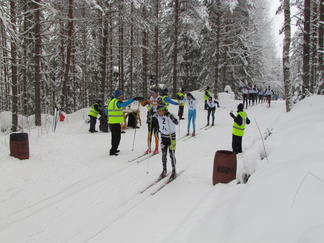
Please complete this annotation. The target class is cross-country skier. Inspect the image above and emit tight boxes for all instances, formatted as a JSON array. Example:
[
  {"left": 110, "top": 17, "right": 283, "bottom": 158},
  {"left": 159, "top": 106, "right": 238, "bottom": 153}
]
[
  {"left": 153, "top": 103, "right": 179, "bottom": 180},
  {"left": 184, "top": 93, "right": 197, "bottom": 136},
  {"left": 141, "top": 86, "right": 161, "bottom": 155},
  {"left": 241, "top": 86, "right": 249, "bottom": 109},
  {"left": 265, "top": 85, "right": 273, "bottom": 108},
  {"left": 206, "top": 96, "right": 220, "bottom": 126},
  {"left": 229, "top": 103, "right": 251, "bottom": 154}
]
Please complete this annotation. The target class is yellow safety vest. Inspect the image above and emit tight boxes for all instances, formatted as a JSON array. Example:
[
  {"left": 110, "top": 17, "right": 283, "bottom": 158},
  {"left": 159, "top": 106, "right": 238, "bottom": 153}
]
[
  {"left": 108, "top": 98, "right": 124, "bottom": 124},
  {"left": 88, "top": 103, "right": 100, "bottom": 117},
  {"left": 204, "top": 90, "right": 211, "bottom": 100},
  {"left": 162, "top": 95, "right": 169, "bottom": 109},
  {"left": 177, "top": 92, "right": 185, "bottom": 106},
  {"left": 232, "top": 111, "right": 247, "bottom": 136}
]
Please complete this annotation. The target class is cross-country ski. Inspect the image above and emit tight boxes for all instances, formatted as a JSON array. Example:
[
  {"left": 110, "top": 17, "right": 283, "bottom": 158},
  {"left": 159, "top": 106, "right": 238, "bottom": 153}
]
[{"left": 151, "top": 170, "right": 185, "bottom": 195}]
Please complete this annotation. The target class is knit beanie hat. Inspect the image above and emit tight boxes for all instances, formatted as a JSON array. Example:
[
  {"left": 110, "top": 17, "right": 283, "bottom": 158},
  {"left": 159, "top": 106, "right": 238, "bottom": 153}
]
[
  {"left": 114, "top": 90, "right": 123, "bottom": 97},
  {"left": 237, "top": 103, "right": 244, "bottom": 111}
]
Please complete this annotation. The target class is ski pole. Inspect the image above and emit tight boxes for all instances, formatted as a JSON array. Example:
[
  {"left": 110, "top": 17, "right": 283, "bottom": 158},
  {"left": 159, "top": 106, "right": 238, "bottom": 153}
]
[
  {"left": 131, "top": 101, "right": 140, "bottom": 151},
  {"left": 146, "top": 157, "right": 150, "bottom": 174},
  {"left": 254, "top": 118, "right": 269, "bottom": 163}
]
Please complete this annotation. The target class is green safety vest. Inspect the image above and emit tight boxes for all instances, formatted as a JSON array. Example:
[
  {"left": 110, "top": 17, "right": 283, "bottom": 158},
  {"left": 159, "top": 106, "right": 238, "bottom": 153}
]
[
  {"left": 232, "top": 111, "right": 247, "bottom": 136},
  {"left": 108, "top": 98, "right": 124, "bottom": 124},
  {"left": 204, "top": 90, "right": 211, "bottom": 100},
  {"left": 88, "top": 103, "right": 101, "bottom": 117}
]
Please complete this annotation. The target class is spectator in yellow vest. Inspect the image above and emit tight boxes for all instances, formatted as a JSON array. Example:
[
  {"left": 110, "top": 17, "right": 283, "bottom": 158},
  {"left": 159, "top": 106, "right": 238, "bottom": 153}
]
[
  {"left": 204, "top": 86, "right": 211, "bottom": 110},
  {"left": 229, "top": 103, "right": 250, "bottom": 154},
  {"left": 88, "top": 100, "right": 103, "bottom": 133},
  {"left": 108, "top": 90, "right": 143, "bottom": 156},
  {"left": 176, "top": 88, "right": 185, "bottom": 120}
]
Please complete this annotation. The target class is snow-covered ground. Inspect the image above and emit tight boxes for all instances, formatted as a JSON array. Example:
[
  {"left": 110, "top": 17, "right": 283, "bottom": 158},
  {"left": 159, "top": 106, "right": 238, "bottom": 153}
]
[{"left": 0, "top": 91, "right": 323, "bottom": 243}]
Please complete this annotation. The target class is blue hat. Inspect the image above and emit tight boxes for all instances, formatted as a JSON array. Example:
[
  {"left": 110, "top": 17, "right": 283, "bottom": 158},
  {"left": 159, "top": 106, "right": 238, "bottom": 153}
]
[{"left": 114, "top": 90, "right": 123, "bottom": 97}]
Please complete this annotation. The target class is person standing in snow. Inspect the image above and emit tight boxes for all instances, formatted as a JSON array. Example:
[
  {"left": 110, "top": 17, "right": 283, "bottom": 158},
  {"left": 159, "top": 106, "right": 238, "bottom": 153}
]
[
  {"left": 108, "top": 90, "right": 143, "bottom": 156},
  {"left": 265, "top": 85, "right": 273, "bottom": 108},
  {"left": 176, "top": 88, "right": 185, "bottom": 120},
  {"left": 230, "top": 103, "right": 250, "bottom": 154},
  {"left": 185, "top": 93, "right": 198, "bottom": 136},
  {"left": 88, "top": 100, "right": 103, "bottom": 133},
  {"left": 204, "top": 86, "right": 211, "bottom": 110},
  {"left": 241, "top": 86, "right": 249, "bottom": 109},
  {"left": 141, "top": 86, "right": 161, "bottom": 155},
  {"left": 153, "top": 103, "right": 178, "bottom": 180},
  {"left": 206, "top": 96, "right": 220, "bottom": 126},
  {"left": 160, "top": 88, "right": 180, "bottom": 108}
]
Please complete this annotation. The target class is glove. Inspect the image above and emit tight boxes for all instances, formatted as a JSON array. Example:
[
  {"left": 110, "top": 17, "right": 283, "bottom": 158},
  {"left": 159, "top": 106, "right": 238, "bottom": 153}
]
[
  {"left": 133, "top": 97, "right": 144, "bottom": 101},
  {"left": 166, "top": 112, "right": 178, "bottom": 125}
]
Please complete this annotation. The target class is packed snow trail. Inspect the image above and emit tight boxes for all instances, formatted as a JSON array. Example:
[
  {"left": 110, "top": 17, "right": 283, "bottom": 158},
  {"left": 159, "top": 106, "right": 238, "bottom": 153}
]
[{"left": 0, "top": 91, "right": 288, "bottom": 243}]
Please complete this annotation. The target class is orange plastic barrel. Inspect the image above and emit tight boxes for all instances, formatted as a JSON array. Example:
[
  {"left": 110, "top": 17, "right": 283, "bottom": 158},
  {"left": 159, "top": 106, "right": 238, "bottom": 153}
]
[
  {"left": 212, "top": 150, "right": 237, "bottom": 185},
  {"left": 10, "top": 133, "right": 30, "bottom": 160}
]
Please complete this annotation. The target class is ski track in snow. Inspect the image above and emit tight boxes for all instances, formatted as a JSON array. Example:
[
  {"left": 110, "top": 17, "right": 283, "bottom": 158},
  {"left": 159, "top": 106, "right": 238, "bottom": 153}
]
[{"left": 0, "top": 91, "right": 287, "bottom": 242}]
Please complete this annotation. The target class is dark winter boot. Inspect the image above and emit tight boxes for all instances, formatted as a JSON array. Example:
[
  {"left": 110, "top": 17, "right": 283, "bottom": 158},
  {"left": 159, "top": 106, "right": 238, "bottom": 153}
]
[
  {"left": 159, "top": 169, "right": 167, "bottom": 179},
  {"left": 169, "top": 169, "right": 177, "bottom": 180}
]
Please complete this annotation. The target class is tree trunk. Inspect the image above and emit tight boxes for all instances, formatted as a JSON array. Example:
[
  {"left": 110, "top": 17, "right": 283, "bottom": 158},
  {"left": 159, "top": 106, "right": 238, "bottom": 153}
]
[
  {"left": 10, "top": 0, "right": 18, "bottom": 131},
  {"left": 81, "top": 6, "right": 88, "bottom": 108},
  {"left": 109, "top": 8, "right": 113, "bottom": 98},
  {"left": 302, "top": 0, "right": 311, "bottom": 98},
  {"left": 319, "top": 0, "right": 323, "bottom": 75},
  {"left": 214, "top": 2, "right": 221, "bottom": 98},
  {"left": 62, "top": 0, "right": 74, "bottom": 112},
  {"left": 222, "top": 21, "right": 229, "bottom": 89},
  {"left": 22, "top": 2, "right": 29, "bottom": 116},
  {"left": 154, "top": 0, "right": 159, "bottom": 87},
  {"left": 283, "top": 0, "right": 292, "bottom": 112},
  {"left": 34, "top": 0, "right": 42, "bottom": 126},
  {"left": 100, "top": 16, "right": 108, "bottom": 101},
  {"left": 130, "top": 2, "right": 134, "bottom": 96},
  {"left": 142, "top": 6, "right": 148, "bottom": 98},
  {"left": 118, "top": 0, "right": 124, "bottom": 93},
  {"left": 173, "top": 0, "right": 179, "bottom": 98},
  {"left": 310, "top": 0, "right": 318, "bottom": 93}
]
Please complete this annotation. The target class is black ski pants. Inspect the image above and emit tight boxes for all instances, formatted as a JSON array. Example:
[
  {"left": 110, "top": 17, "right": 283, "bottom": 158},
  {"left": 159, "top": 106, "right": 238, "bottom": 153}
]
[
  {"left": 207, "top": 108, "right": 215, "bottom": 125},
  {"left": 232, "top": 134, "right": 243, "bottom": 154},
  {"left": 161, "top": 135, "right": 176, "bottom": 171},
  {"left": 178, "top": 105, "right": 184, "bottom": 118},
  {"left": 109, "top": 123, "right": 121, "bottom": 154},
  {"left": 89, "top": 115, "right": 97, "bottom": 132}
]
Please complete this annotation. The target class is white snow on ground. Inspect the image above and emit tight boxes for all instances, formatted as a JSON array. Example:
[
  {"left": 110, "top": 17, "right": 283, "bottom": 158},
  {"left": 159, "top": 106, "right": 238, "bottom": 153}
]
[{"left": 0, "top": 91, "right": 323, "bottom": 243}]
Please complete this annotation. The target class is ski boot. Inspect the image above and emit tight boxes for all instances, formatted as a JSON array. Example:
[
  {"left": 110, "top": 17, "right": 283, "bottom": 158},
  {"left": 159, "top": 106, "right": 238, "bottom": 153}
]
[
  {"left": 186, "top": 131, "right": 190, "bottom": 136},
  {"left": 159, "top": 169, "right": 167, "bottom": 179},
  {"left": 153, "top": 148, "right": 159, "bottom": 155},
  {"left": 192, "top": 132, "right": 196, "bottom": 137},
  {"left": 145, "top": 148, "right": 151, "bottom": 154},
  {"left": 169, "top": 169, "right": 177, "bottom": 180}
]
